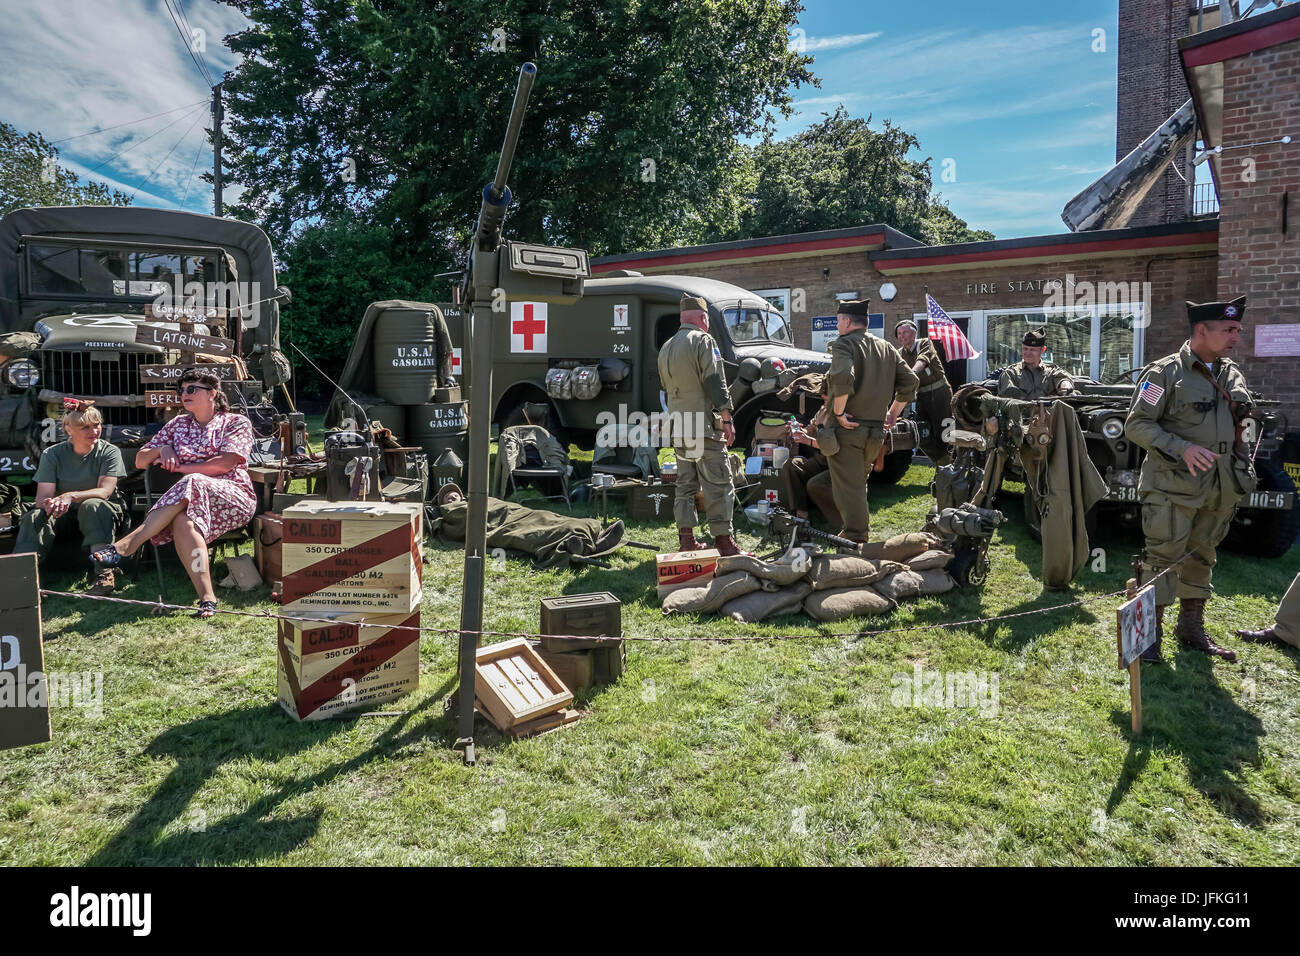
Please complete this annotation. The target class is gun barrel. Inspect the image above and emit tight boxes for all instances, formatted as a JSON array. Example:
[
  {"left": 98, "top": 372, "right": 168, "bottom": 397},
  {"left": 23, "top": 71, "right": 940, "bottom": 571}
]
[{"left": 475, "top": 62, "right": 537, "bottom": 249}]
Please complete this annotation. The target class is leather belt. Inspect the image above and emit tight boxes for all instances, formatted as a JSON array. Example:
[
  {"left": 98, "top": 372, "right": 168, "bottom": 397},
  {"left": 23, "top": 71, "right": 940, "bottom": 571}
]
[{"left": 917, "top": 380, "right": 948, "bottom": 395}]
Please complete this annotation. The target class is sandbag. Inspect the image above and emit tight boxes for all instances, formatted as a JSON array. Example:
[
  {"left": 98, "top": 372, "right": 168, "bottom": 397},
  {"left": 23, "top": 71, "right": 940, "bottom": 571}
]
[
  {"left": 715, "top": 551, "right": 808, "bottom": 587},
  {"left": 720, "top": 581, "right": 812, "bottom": 623},
  {"left": 662, "top": 571, "right": 760, "bottom": 615},
  {"left": 907, "top": 550, "right": 953, "bottom": 571},
  {"left": 807, "top": 554, "right": 901, "bottom": 591},
  {"left": 857, "top": 532, "right": 941, "bottom": 563},
  {"left": 804, "top": 586, "right": 896, "bottom": 622},
  {"left": 873, "top": 568, "right": 927, "bottom": 603},
  {"left": 0, "top": 331, "right": 40, "bottom": 360},
  {"left": 916, "top": 569, "right": 956, "bottom": 595}
]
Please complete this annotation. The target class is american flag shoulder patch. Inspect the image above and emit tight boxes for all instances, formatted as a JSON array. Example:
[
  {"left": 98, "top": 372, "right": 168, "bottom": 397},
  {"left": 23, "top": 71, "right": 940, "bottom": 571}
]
[{"left": 1140, "top": 380, "right": 1164, "bottom": 405}]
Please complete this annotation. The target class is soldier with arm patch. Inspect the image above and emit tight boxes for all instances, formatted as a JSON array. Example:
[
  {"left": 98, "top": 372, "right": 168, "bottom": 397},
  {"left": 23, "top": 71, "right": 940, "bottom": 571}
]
[
  {"left": 824, "top": 300, "right": 919, "bottom": 543},
  {"left": 656, "top": 294, "right": 744, "bottom": 556},
  {"left": 998, "top": 326, "right": 1075, "bottom": 400},
  {"left": 1124, "top": 296, "right": 1254, "bottom": 663},
  {"left": 895, "top": 319, "right": 953, "bottom": 466}
]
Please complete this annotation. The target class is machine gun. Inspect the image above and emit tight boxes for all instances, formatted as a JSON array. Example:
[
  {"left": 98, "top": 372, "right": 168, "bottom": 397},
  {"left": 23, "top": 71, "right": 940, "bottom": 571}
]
[
  {"left": 743, "top": 503, "right": 859, "bottom": 559},
  {"left": 927, "top": 503, "right": 1004, "bottom": 587}
]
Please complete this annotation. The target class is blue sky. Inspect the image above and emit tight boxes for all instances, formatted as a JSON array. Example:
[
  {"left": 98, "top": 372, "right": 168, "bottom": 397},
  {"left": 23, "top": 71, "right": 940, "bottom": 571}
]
[{"left": 2, "top": 0, "right": 1155, "bottom": 240}]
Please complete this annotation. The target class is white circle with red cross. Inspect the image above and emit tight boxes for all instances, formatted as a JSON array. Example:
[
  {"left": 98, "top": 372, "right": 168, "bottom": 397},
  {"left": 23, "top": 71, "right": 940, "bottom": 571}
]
[{"left": 510, "top": 301, "right": 548, "bottom": 353}]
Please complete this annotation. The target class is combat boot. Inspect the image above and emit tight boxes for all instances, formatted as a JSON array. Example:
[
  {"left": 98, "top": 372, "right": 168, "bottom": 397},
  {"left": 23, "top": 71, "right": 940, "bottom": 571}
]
[
  {"left": 677, "top": 528, "right": 707, "bottom": 552},
  {"left": 1140, "top": 605, "right": 1166, "bottom": 663},
  {"left": 88, "top": 569, "right": 116, "bottom": 597},
  {"left": 1236, "top": 626, "right": 1287, "bottom": 648},
  {"left": 1175, "top": 597, "right": 1237, "bottom": 662},
  {"left": 713, "top": 534, "right": 749, "bottom": 557}
]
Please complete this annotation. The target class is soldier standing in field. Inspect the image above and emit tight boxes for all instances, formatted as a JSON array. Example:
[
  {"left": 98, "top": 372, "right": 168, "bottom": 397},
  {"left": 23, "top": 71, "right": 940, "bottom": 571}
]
[
  {"left": 998, "top": 326, "right": 1075, "bottom": 400},
  {"left": 1125, "top": 297, "right": 1256, "bottom": 663},
  {"left": 658, "top": 293, "right": 743, "bottom": 556},
  {"left": 824, "top": 300, "right": 919, "bottom": 543},
  {"left": 895, "top": 319, "right": 953, "bottom": 466}
]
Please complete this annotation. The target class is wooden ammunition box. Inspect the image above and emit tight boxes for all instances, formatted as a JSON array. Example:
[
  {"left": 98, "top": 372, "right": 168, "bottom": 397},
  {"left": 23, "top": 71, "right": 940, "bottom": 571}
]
[
  {"left": 0, "top": 553, "right": 50, "bottom": 750},
  {"left": 474, "top": 638, "right": 572, "bottom": 731},
  {"left": 281, "top": 501, "right": 423, "bottom": 614},
  {"left": 655, "top": 548, "right": 720, "bottom": 600},
  {"left": 628, "top": 482, "right": 676, "bottom": 522},
  {"left": 539, "top": 592, "right": 622, "bottom": 652}
]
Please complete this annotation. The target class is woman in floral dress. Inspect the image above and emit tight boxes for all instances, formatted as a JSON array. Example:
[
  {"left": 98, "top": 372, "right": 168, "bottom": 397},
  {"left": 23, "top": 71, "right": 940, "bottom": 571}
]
[{"left": 93, "top": 369, "right": 256, "bottom": 618}]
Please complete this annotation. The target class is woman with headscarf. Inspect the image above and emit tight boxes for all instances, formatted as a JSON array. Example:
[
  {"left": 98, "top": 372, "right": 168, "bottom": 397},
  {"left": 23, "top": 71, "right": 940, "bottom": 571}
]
[{"left": 92, "top": 369, "right": 256, "bottom": 618}]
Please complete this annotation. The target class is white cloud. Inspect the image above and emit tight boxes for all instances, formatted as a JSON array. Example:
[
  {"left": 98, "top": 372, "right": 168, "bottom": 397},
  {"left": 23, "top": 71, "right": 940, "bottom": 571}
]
[
  {"left": 1051, "top": 163, "right": 1111, "bottom": 176},
  {"left": 805, "top": 32, "right": 882, "bottom": 52}
]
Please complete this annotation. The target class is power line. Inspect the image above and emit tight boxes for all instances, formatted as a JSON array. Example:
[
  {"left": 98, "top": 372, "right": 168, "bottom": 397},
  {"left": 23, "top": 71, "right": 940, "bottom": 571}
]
[
  {"left": 162, "top": 0, "right": 213, "bottom": 87},
  {"left": 83, "top": 103, "right": 205, "bottom": 177},
  {"left": 129, "top": 108, "right": 206, "bottom": 201},
  {"left": 178, "top": 124, "right": 208, "bottom": 209},
  {"left": 49, "top": 99, "right": 207, "bottom": 145},
  {"left": 171, "top": 0, "right": 216, "bottom": 85}
]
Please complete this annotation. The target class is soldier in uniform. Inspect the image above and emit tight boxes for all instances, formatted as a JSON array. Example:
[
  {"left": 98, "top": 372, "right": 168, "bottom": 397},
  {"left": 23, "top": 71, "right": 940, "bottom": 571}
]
[
  {"left": 657, "top": 293, "right": 743, "bottom": 556},
  {"left": 824, "top": 299, "right": 920, "bottom": 543},
  {"left": 1236, "top": 570, "right": 1300, "bottom": 649},
  {"left": 1125, "top": 296, "right": 1254, "bottom": 663},
  {"left": 998, "top": 327, "right": 1075, "bottom": 400},
  {"left": 895, "top": 319, "right": 953, "bottom": 466}
]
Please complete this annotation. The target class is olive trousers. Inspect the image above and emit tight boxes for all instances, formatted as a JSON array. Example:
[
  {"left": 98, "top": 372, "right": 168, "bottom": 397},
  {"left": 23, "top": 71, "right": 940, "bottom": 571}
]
[
  {"left": 674, "top": 439, "right": 734, "bottom": 537},
  {"left": 825, "top": 427, "right": 883, "bottom": 542},
  {"left": 779, "top": 454, "right": 843, "bottom": 529},
  {"left": 1140, "top": 482, "right": 1238, "bottom": 606},
  {"left": 1271, "top": 571, "right": 1300, "bottom": 649},
  {"left": 14, "top": 498, "right": 126, "bottom": 565}
]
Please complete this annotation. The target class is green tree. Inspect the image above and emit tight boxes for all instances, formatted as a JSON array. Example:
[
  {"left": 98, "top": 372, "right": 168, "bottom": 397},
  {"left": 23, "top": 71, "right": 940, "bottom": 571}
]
[
  {"left": 732, "top": 108, "right": 993, "bottom": 245},
  {"left": 0, "top": 123, "right": 131, "bottom": 216},
  {"left": 220, "top": 0, "right": 814, "bottom": 261}
]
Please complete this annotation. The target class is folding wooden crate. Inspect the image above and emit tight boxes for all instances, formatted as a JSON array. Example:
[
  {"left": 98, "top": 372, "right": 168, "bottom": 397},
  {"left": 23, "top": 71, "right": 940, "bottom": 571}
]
[{"left": 474, "top": 638, "right": 572, "bottom": 731}]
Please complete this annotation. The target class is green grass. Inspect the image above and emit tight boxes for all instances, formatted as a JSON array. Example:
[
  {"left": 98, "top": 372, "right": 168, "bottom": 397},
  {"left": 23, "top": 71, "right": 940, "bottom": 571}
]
[{"left": 2, "top": 465, "right": 1298, "bottom": 865}]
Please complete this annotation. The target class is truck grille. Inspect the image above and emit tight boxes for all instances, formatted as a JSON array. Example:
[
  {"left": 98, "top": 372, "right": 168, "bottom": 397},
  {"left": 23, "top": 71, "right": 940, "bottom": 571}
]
[{"left": 40, "top": 351, "right": 153, "bottom": 427}]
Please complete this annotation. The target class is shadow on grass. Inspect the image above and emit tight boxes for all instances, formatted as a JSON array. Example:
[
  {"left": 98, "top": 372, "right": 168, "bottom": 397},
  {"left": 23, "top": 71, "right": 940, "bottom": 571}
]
[
  {"left": 1106, "top": 649, "right": 1264, "bottom": 825},
  {"left": 86, "top": 674, "right": 457, "bottom": 866}
]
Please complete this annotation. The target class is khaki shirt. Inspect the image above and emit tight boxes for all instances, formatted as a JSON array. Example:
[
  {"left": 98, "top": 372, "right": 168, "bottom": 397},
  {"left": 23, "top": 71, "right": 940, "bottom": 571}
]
[
  {"left": 900, "top": 337, "right": 949, "bottom": 389},
  {"left": 827, "top": 328, "right": 919, "bottom": 424},
  {"left": 658, "top": 326, "right": 732, "bottom": 441},
  {"left": 1124, "top": 341, "right": 1250, "bottom": 505},
  {"left": 998, "top": 361, "right": 1073, "bottom": 400}
]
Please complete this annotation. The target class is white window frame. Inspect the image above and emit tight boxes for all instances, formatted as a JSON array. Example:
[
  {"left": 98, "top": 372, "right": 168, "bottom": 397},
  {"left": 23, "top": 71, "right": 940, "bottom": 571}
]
[{"left": 753, "top": 287, "right": 791, "bottom": 324}]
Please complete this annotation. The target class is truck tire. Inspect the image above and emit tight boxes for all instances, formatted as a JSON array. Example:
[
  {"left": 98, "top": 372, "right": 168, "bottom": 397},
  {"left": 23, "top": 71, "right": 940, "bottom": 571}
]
[
  {"left": 870, "top": 449, "right": 914, "bottom": 486},
  {"left": 1220, "top": 459, "right": 1300, "bottom": 558}
]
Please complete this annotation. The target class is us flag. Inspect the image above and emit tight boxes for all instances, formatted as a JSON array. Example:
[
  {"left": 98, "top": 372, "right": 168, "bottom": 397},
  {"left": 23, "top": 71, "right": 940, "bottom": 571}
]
[{"left": 925, "top": 294, "right": 979, "bottom": 361}]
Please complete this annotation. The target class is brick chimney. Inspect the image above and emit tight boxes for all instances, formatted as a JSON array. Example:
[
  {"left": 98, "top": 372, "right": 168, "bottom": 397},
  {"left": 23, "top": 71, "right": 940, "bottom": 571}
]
[{"left": 1115, "top": 0, "right": 1196, "bottom": 225}]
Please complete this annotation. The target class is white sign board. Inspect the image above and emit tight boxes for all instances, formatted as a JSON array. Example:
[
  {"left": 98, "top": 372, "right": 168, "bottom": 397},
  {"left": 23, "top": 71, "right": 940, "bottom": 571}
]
[
  {"left": 1117, "top": 584, "right": 1157, "bottom": 668},
  {"left": 1255, "top": 324, "right": 1300, "bottom": 357}
]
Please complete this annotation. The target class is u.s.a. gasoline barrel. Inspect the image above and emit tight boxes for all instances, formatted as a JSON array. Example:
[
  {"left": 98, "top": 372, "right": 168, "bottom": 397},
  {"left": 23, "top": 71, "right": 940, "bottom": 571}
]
[
  {"left": 373, "top": 305, "right": 444, "bottom": 405},
  {"left": 407, "top": 401, "right": 469, "bottom": 487}
]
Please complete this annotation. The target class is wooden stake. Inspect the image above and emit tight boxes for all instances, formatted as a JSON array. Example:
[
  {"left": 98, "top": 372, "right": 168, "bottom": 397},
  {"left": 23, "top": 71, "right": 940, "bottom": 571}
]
[{"left": 1125, "top": 575, "right": 1142, "bottom": 735}]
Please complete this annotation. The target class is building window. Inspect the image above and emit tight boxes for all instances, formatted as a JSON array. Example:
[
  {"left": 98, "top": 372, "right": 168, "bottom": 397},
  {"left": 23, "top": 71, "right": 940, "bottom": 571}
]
[{"left": 753, "top": 288, "right": 790, "bottom": 323}]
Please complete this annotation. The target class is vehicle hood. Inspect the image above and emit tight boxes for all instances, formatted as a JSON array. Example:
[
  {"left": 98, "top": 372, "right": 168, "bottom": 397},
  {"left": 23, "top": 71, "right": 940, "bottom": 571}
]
[
  {"left": 734, "top": 341, "right": 831, "bottom": 369},
  {"left": 34, "top": 313, "right": 211, "bottom": 352}
]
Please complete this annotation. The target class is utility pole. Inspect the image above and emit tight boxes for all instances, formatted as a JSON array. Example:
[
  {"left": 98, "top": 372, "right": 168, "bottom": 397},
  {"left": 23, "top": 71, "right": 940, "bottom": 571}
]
[{"left": 212, "top": 81, "right": 224, "bottom": 217}]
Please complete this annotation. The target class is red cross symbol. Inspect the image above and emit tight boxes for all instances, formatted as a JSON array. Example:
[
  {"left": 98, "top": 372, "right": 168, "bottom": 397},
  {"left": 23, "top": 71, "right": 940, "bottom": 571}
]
[
  {"left": 451, "top": 348, "right": 462, "bottom": 374},
  {"left": 765, "top": 489, "right": 779, "bottom": 504},
  {"left": 512, "top": 303, "right": 547, "bottom": 351}
]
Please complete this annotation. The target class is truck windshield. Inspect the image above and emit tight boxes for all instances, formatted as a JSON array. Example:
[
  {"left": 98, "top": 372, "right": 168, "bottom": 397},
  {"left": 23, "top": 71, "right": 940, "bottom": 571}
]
[{"left": 723, "top": 307, "right": 793, "bottom": 345}]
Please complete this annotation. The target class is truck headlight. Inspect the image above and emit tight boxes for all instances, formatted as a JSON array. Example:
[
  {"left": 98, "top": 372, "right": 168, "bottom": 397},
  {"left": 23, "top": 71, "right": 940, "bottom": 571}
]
[
  {"left": 1101, "top": 418, "right": 1124, "bottom": 439},
  {"left": 5, "top": 359, "right": 39, "bottom": 388},
  {"left": 1118, "top": 469, "right": 1139, "bottom": 488}
]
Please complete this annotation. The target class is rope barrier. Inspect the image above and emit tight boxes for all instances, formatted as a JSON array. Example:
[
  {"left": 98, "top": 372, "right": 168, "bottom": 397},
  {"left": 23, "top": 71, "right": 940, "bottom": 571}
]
[{"left": 37, "top": 560, "right": 1178, "bottom": 646}]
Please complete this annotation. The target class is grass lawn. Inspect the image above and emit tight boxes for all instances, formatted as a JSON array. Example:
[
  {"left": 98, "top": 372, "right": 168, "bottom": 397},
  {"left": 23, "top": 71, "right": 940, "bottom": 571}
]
[{"left": 2, "top": 462, "right": 1298, "bottom": 866}]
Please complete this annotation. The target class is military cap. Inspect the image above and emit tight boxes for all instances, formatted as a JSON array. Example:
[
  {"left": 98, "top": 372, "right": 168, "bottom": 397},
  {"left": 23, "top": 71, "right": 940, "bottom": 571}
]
[
  {"left": 836, "top": 298, "right": 872, "bottom": 318},
  {"left": 679, "top": 294, "right": 708, "bottom": 313},
  {"left": 1187, "top": 295, "right": 1246, "bottom": 326},
  {"left": 894, "top": 319, "right": 918, "bottom": 336},
  {"left": 435, "top": 482, "right": 464, "bottom": 506},
  {"left": 1022, "top": 326, "right": 1047, "bottom": 347}
]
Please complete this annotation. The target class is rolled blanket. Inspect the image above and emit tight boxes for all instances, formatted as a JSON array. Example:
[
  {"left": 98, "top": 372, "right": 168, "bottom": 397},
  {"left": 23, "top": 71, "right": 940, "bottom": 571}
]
[
  {"left": 807, "top": 554, "right": 903, "bottom": 591},
  {"left": 715, "top": 551, "right": 807, "bottom": 587},
  {"left": 663, "top": 571, "right": 761, "bottom": 615},
  {"left": 804, "top": 586, "right": 896, "bottom": 622},
  {"left": 857, "top": 532, "right": 941, "bottom": 563},
  {"left": 720, "top": 581, "right": 812, "bottom": 623}
]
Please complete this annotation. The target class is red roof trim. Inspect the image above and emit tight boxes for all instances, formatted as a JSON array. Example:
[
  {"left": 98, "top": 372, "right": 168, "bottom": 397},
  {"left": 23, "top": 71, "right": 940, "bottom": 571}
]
[
  {"left": 1182, "top": 15, "right": 1300, "bottom": 67},
  {"left": 873, "top": 229, "right": 1218, "bottom": 270},
  {"left": 591, "top": 232, "right": 885, "bottom": 273}
]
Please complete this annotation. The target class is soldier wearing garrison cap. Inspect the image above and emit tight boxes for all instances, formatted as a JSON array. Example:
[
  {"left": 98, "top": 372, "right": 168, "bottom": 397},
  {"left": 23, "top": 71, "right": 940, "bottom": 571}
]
[
  {"left": 1125, "top": 295, "right": 1256, "bottom": 663},
  {"left": 997, "top": 326, "right": 1075, "bottom": 400},
  {"left": 657, "top": 292, "right": 743, "bottom": 555},
  {"left": 823, "top": 299, "right": 919, "bottom": 542},
  {"left": 894, "top": 318, "right": 953, "bottom": 466}
]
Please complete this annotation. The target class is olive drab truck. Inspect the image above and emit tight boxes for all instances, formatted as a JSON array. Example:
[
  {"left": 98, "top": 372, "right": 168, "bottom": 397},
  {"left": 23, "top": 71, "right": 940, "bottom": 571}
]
[{"left": 0, "top": 205, "right": 292, "bottom": 509}]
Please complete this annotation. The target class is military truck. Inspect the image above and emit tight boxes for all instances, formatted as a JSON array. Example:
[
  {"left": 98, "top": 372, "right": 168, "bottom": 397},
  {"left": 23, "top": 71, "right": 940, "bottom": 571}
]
[
  {"left": 438, "top": 272, "right": 918, "bottom": 482},
  {"left": 0, "top": 206, "right": 291, "bottom": 506},
  {"left": 967, "top": 372, "right": 1299, "bottom": 558}
]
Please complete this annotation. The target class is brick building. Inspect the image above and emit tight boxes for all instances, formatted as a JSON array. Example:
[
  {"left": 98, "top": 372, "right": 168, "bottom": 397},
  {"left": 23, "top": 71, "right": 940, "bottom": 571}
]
[{"left": 591, "top": 3, "right": 1299, "bottom": 422}]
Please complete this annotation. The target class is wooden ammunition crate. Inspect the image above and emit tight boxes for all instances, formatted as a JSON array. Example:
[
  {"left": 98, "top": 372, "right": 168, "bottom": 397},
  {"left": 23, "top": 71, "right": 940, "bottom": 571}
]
[
  {"left": 539, "top": 592, "right": 622, "bottom": 652},
  {"left": 655, "top": 548, "right": 720, "bottom": 600},
  {"left": 536, "top": 642, "right": 625, "bottom": 692},
  {"left": 277, "top": 609, "right": 420, "bottom": 721},
  {"left": 0, "top": 553, "right": 50, "bottom": 750},
  {"left": 474, "top": 638, "right": 572, "bottom": 731},
  {"left": 281, "top": 501, "right": 423, "bottom": 614},
  {"left": 628, "top": 482, "right": 677, "bottom": 522}
]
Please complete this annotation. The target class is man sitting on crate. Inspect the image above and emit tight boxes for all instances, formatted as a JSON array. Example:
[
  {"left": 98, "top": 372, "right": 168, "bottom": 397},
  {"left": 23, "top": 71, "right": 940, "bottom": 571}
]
[
  {"left": 429, "top": 483, "right": 625, "bottom": 568},
  {"left": 13, "top": 399, "right": 128, "bottom": 595}
]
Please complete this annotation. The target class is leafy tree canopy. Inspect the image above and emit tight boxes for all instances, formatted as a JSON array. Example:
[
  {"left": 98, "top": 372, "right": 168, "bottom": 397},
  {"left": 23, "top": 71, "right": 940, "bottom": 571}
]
[{"left": 0, "top": 123, "right": 131, "bottom": 216}]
